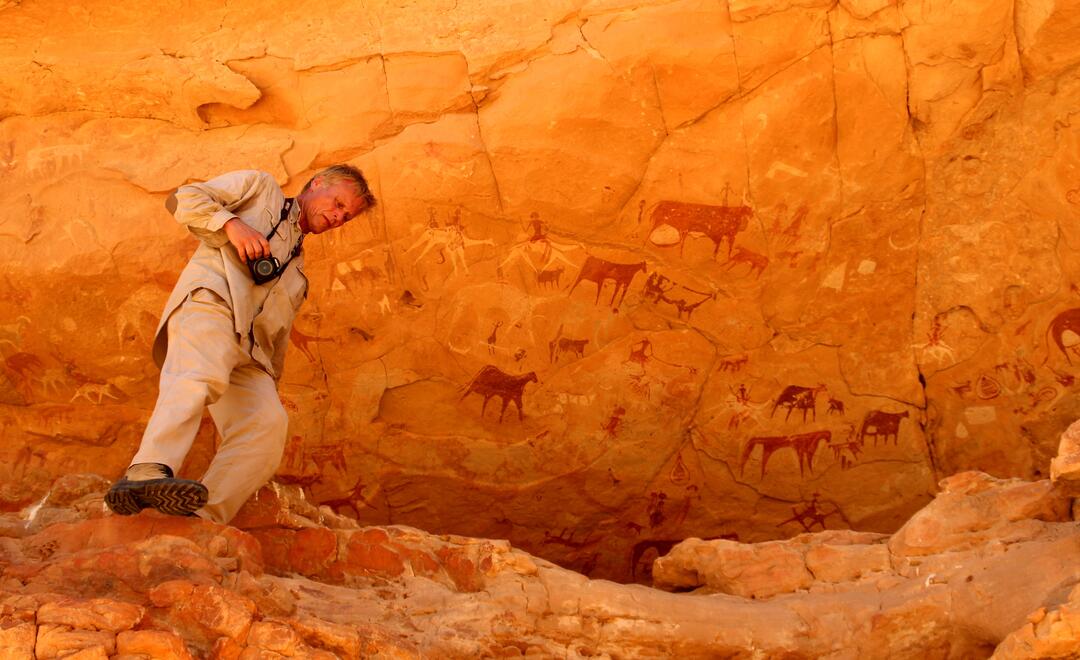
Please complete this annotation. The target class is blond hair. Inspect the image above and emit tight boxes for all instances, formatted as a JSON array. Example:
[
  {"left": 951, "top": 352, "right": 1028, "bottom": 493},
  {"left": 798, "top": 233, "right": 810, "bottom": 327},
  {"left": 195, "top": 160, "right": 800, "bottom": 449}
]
[{"left": 302, "top": 164, "right": 377, "bottom": 210}]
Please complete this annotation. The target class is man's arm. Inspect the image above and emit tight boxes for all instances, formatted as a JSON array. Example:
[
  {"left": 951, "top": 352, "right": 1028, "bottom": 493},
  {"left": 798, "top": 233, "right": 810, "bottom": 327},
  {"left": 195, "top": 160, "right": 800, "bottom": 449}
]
[{"left": 167, "top": 170, "right": 274, "bottom": 261}]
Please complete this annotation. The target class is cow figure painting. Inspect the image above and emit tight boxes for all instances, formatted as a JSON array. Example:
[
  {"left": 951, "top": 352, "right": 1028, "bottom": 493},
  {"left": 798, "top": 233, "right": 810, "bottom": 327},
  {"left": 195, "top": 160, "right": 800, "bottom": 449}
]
[
  {"left": 648, "top": 200, "right": 753, "bottom": 259},
  {"left": 568, "top": 256, "right": 647, "bottom": 307}
]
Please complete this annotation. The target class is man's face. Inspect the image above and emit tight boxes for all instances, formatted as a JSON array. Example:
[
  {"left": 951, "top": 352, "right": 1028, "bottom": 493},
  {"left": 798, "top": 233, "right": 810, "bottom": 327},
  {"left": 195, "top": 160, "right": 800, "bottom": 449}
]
[{"left": 298, "top": 176, "right": 368, "bottom": 234}]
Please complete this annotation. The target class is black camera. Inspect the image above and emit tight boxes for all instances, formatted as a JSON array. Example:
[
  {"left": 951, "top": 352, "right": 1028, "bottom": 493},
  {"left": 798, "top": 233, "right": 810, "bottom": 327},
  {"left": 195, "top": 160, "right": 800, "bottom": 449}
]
[
  {"left": 249, "top": 255, "right": 282, "bottom": 285},
  {"left": 247, "top": 198, "right": 302, "bottom": 285}
]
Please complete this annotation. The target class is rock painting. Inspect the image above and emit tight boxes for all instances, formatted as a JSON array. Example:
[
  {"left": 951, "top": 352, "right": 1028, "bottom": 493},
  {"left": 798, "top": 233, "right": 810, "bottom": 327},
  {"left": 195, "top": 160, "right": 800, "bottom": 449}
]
[
  {"left": 568, "top": 256, "right": 646, "bottom": 307},
  {"left": 1047, "top": 307, "right": 1080, "bottom": 363},
  {"left": 549, "top": 325, "right": 589, "bottom": 363},
  {"left": 498, "top": 212, "right": 578, "bottom": 286},
  {"left": 642, "top": 272, "right": 714, "bottom": 320},
  {"left": 857, "top": 410, "right": 909, "bottom": 446},
  {"left": 460, "top": 365, "right": 539, "bottom": 422},
  {"left": 407, "top": 207, "right": 494, "bottom": 280},
  {"left": 724, "top": 247, "right": 769, "bottom": 279},
  {"left": 770, "top": 384, "right": 827, "bottom": 423},
  {"left": 647, "top": 200, "right": 753, "bottom": 258},
  {"left": 777, "top": 494, "right": 838, "bottom": 532},
  {"left": 290, "top": 327, "right": 334, "bottom": 364},
  {"left": 739, "top": 430, "right": 830, "bottom": 478}
]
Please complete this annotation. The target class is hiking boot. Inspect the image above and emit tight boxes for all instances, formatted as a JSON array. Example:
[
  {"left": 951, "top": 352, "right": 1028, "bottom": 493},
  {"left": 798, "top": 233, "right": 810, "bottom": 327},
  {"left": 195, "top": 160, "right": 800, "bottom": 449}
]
[{"left": 104, "top": 463, "right": 208, "bottom": 517}]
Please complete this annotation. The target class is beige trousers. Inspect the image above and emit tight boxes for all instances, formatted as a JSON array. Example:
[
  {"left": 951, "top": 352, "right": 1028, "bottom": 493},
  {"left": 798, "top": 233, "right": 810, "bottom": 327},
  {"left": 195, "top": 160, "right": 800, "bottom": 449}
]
[{"left": 131, "top": 288, "right": 288, "bottom": 524}]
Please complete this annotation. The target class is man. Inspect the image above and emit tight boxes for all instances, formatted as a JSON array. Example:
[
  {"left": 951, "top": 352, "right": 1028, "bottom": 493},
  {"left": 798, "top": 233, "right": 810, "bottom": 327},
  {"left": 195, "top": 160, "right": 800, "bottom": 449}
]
[{"left": 105, "top": 165, "right": 376, "bottom": 523}]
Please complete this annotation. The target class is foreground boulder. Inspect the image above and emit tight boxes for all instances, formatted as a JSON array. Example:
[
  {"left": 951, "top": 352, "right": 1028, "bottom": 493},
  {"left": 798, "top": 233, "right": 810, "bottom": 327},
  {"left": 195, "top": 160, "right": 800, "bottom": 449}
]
[{"left": 654, "top": 471, "right": 1080, "bottom": 656}]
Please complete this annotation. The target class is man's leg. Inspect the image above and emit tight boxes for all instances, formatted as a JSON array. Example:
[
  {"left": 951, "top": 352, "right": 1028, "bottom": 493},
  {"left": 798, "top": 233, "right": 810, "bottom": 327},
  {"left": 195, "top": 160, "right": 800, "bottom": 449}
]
[
  {"left": 197, "top": 363, "right": 289, "bottom": 524},
  {"left": 131, "top": 289, "right": 247, "bottom": 469},
  {"left": 107, "top": 288, "right": 247, "bottom": 516}
]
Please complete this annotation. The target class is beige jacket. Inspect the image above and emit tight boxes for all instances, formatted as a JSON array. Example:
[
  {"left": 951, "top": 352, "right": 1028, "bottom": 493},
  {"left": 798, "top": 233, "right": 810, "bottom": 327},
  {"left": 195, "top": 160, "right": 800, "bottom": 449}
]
[{"left": 152, "top": 170, "right": 308, "bottom": 380}]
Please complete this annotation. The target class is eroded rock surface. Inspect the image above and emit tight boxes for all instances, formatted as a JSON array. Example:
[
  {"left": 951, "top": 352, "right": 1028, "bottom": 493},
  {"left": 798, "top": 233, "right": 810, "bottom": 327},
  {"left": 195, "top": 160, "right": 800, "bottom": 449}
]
[
  {"left": 1, "top": 0, "right": 1079, "bottom": 583},
  {"left": 2, "top": 469, "right": 1080, "bottom": 658}
]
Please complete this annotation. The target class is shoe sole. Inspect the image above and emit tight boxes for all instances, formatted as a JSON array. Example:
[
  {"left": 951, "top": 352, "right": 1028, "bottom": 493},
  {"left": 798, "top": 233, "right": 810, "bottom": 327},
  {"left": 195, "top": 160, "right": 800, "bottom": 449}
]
[
  {"left": 104, "top": 486, "right": 143, "bottom": 515},
  {"left": 106, "top": 479, "right": 208, "bottom": 517}
]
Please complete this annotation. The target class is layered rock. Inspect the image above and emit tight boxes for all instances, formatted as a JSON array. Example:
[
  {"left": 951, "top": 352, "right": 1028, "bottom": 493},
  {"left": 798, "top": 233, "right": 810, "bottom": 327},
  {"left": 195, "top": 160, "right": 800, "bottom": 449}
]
[{"left": 2, "top": 464, "right": 1080, "bottom": 657}]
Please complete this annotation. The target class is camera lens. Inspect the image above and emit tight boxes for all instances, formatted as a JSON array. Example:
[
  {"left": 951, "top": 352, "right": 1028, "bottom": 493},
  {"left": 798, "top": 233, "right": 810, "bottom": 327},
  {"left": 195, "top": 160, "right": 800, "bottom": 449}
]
[{"left": 254, "top": 259, "right": 275, "bottom": 276}]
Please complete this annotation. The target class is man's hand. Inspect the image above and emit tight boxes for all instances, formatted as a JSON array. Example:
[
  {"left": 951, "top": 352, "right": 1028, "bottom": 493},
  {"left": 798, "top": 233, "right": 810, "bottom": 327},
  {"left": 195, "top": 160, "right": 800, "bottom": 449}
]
[{"left": 224, "top": 218, "right": 270, "bottom": 264}]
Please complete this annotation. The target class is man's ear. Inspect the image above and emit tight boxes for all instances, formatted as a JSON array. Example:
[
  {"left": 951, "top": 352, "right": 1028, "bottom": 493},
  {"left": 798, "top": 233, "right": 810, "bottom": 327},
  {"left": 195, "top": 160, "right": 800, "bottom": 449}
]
[{"left": 165, "top": 193, "right": 178, "bottom": 214}]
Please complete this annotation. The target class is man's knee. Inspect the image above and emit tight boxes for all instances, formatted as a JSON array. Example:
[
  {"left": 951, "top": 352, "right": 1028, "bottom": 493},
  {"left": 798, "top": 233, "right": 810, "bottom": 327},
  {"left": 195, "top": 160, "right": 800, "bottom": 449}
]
[
  {"left": 256, "top": 403, "right": 289, "bottom": 458},
  {"left": 160, "top": 376, "right": 227, "bottom": 410},
  {"left": 264, "top": 402, "right": 288, "bottom": 436}
]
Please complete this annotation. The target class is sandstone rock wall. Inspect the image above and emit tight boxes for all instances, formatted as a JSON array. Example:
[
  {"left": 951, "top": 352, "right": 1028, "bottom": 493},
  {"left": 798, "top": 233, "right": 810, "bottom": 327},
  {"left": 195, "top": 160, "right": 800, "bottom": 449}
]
[{"left": 1, "top": 0, "right": 1079, "bottom": 582}]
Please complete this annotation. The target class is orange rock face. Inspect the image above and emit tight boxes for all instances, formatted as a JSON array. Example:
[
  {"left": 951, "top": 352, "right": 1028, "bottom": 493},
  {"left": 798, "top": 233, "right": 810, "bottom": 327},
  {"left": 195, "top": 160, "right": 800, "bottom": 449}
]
[{"left": 1, "top": 0, "right": 1079, "bottom": 585}]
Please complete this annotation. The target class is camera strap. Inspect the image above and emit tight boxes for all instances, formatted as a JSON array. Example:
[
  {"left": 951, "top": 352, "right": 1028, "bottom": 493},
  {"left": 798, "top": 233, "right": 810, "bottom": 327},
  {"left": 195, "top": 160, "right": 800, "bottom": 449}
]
[
  {"left": 265, "top": 198, "right": 294, "bottom": 240},
  {"left": 264, "top": 198, "right": 304, "bottom": 277},
  {"left": 274, "top": 198, "right": 304, "bottom": 256}
]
